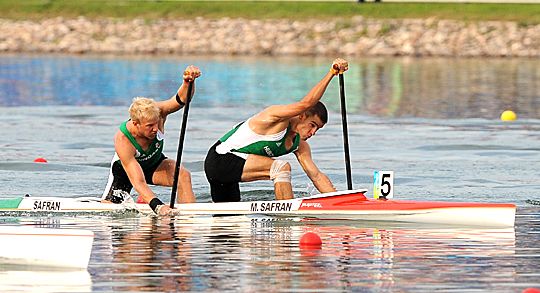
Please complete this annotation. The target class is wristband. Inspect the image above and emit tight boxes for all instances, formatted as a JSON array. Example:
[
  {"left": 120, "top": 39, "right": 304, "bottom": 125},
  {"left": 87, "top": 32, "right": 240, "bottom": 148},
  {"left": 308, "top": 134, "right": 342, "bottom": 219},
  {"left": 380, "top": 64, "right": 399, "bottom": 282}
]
[
  {"left": 175, "top": 93, "right": 186, "bottom": 106},
  {"left": 149, "top": 197, "right": 165, "bottom": 213},
  {"left": 330, "top": 68, "right": 339, "bottom": 75}
]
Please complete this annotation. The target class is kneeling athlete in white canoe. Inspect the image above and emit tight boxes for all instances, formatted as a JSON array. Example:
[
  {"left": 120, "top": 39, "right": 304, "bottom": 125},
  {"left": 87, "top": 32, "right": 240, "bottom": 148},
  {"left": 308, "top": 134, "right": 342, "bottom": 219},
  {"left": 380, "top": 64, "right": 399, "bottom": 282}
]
[
  {"left": 102, "top": 66, "right": 201, "bottom": 215},
  {"left": 204, "top": 58, "right": 349, "bottom": 202}
]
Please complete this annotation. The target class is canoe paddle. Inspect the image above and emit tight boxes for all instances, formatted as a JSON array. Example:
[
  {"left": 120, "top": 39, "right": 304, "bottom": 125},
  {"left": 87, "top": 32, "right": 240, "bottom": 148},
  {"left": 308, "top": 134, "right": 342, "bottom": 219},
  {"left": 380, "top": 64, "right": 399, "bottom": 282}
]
[
  {"left": 170, "top": 81, "right": 194, "bottom": 208},
  {"left": 339, "top": 73, "right": 353, "bottom": 190}
]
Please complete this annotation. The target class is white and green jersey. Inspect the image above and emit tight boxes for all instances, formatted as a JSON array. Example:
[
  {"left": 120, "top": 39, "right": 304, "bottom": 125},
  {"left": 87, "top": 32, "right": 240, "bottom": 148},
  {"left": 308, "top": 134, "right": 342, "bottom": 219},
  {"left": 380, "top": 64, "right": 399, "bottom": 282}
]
[{"left": 216, "top": 118, "right": 300, "bottom": 159}]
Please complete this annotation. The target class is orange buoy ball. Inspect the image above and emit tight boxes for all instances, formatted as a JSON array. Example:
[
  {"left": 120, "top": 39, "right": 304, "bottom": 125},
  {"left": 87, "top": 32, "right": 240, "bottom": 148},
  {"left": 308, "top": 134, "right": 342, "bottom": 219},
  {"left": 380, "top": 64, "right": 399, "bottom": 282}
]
[
  {"left": 33, "top": 157, "right": 47, "bottom": 163},
  {"left": 523, "top": 288, "right": 540, "bottom": 293},
  {"left": 299, "top": 232, "right": 322, "bottom": 247}
]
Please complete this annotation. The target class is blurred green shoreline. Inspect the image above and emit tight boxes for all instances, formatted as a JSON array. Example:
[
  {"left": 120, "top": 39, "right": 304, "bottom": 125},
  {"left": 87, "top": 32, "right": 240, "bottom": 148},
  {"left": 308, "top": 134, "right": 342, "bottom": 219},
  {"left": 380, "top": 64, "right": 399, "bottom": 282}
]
[{"left": 1, "top": 0, "right": 539, "bottom": 25}]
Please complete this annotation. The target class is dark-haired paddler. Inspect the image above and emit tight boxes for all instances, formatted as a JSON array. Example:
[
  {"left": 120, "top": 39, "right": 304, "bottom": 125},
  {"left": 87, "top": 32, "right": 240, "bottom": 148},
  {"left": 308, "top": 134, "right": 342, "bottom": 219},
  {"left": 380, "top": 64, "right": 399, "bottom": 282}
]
[{"left": 204, "top": 58, "right": 349, "bottom": 202}]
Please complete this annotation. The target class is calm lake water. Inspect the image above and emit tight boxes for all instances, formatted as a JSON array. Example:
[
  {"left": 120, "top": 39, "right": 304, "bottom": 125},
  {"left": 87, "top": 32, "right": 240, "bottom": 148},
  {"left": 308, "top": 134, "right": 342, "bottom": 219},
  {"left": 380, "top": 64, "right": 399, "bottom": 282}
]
[{"left": 0, "top": 54, "right": 539, "bottom": 292}]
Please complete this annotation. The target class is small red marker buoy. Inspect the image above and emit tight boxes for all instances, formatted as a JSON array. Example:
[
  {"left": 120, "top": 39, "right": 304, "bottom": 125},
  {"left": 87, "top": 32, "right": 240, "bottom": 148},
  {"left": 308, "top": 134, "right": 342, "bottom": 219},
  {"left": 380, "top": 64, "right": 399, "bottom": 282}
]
[
  {"left": 33, "top": 157, "right": 47, "bottom": 163},
  {"left": 299, "top": 232, "right": 322, "bottom": 248},
  {"left": 523, "top": 288, "right": 540, "bottom": 293}
]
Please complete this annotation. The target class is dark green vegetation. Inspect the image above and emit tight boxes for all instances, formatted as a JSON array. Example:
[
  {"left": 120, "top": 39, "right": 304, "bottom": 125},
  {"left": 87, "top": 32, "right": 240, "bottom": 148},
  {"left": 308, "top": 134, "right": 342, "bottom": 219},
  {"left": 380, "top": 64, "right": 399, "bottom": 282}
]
[{"left": 1, "top": 0, "right": 539, "bottom": 24}]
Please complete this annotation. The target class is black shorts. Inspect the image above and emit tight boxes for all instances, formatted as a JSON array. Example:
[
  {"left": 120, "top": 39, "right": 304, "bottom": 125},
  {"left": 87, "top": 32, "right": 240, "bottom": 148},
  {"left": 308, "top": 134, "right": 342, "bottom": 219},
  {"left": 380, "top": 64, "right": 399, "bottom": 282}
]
[
  {"left": 204, "top": 141, "right": 246, "bottom": 202},
  {"left": 103, "top": 154, "right": 166, "bottom": 202}
]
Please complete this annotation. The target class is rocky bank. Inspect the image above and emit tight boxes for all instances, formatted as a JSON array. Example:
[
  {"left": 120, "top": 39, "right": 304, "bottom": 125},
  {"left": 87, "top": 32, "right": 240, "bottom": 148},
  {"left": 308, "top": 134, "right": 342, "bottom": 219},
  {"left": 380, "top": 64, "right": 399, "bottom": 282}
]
[{"left": 1, "top": 16, "right": 538, "bottom": 57}]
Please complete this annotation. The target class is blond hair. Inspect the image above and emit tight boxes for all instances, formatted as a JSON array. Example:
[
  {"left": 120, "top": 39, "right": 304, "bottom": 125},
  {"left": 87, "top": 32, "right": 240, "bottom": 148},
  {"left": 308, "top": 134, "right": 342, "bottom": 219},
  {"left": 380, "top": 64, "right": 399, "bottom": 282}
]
[{"left": 129, "top": 97, "right": 161, "bottom": 123}]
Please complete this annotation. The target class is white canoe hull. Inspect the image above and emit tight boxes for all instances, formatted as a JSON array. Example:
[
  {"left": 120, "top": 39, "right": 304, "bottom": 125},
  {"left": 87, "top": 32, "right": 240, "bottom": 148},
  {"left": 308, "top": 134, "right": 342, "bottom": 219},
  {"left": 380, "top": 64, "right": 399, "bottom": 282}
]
[
  {"left": 0, "top": 189, "right": 516, "bottom": 227},
  {"left": 0, "top": 226, "right": 94, "bottom": 269}
]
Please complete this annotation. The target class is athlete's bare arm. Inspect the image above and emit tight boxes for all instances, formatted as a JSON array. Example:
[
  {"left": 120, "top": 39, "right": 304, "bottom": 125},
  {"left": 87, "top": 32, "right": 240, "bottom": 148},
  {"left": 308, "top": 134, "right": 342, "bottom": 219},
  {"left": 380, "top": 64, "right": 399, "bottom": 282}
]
[
  {"left": 157, "top": 65, "right": 201, "bottom": 121},
  {"left": 114, "top": 132, "right": 157, "bottom": 204},
  {"left": 250, "top": 58, "right": 348, "bottom": 133},
  {"left": 294, "top": 140, "right": 336, "bottom": 193}
]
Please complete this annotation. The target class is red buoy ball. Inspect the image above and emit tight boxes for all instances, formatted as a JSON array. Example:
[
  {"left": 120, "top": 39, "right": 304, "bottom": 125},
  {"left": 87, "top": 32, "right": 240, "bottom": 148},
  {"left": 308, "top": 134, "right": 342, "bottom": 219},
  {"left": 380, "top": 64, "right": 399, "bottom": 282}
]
[
  {"left": 33, "top": 157, "right": 47, "bottom": 163},
  {"left": 299, "top": 232, "right": 322, "bottom": 247},
  {"left": 523, "top": 288, "right": 540, "bottom": 293}
]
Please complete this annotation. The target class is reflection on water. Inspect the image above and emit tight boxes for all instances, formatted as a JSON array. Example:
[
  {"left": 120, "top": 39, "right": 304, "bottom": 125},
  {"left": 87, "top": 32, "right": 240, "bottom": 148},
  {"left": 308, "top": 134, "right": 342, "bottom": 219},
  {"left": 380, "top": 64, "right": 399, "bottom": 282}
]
[
  {"left": 0, "top": 55, "right": 538, "bottom": 119},
  {"left": 355, "top": 58, "right": 540, "bottom": 119},
  {"left": 1, "top": 214, "right": 535, "bottom": 292}
]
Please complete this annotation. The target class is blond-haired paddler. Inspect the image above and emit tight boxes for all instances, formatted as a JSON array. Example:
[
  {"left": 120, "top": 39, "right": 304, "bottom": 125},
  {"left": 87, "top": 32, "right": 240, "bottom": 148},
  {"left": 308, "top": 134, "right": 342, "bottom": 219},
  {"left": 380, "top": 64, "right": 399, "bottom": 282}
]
[{"left": 102, "top": 65, "right": 201, "bottom": 215}]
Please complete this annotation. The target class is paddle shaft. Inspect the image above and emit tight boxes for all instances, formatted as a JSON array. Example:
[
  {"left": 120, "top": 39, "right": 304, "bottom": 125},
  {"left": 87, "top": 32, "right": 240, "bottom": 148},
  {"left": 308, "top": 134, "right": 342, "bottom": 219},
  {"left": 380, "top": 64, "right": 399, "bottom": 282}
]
[
  {"left": 339, "top": 74, "right": 353, "bottom": 190},
  {"left": 170, "top": 81, "right": 193, "bottom": 208}
]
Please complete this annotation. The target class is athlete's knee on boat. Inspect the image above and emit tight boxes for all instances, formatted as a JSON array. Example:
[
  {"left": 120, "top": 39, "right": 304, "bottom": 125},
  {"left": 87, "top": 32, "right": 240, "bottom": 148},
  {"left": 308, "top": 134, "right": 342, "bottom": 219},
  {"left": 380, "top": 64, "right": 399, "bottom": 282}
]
[{"left": 270, "top": 160, "right": 291, "bottom": 183}]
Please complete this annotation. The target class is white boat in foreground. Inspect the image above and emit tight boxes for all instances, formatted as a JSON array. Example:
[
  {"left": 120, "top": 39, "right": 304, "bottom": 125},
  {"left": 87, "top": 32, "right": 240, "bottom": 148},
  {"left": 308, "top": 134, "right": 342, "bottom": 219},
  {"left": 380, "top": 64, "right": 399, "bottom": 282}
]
[
  {"left": 0, "top": 226, "right": 94, "bottom": 269},
  {"left": 0, "top": 189, "right": 516, "bottom": 227}
]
